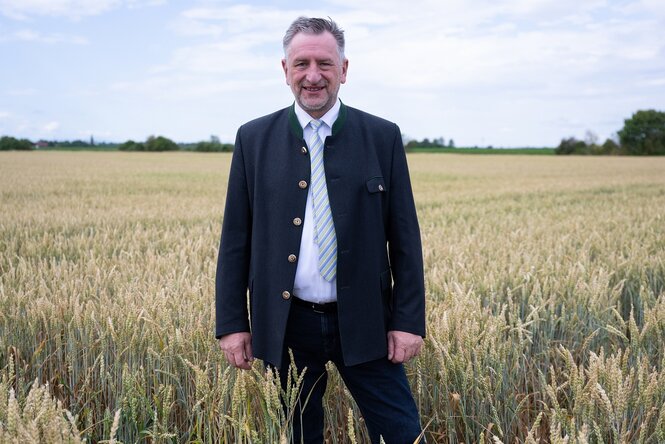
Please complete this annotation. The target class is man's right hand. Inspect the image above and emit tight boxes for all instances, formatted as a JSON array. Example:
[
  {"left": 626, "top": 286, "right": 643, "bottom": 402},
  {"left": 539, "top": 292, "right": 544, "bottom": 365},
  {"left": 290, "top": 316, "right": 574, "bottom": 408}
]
[{"left": 218, "top": 332, "right": 254, "bottom": 370}]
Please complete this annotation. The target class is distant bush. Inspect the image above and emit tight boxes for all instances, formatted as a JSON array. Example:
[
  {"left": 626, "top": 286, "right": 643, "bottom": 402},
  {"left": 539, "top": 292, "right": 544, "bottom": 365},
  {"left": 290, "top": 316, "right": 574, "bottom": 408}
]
[
  {"left": 119, "top": 136, "right": 178, "bottom": 152},
  {"left": 597, "top": 139, "right": 620, "bottom": 155},
  {"left": 194, "top": 141, "right": 234, "bottom": 152},
  {"left": 55, "top": 140, "right": 90, "bottom": 148},
  {"left": 0, "top": 136, "right": 33, "bottom": 151},
  {"left": 145, "top": 136, "right": 178, "bottom": 152},
  {"left": 555, "top": 137, "right": 624, "bottom": 156},
  {"left": 118, "top": 140, "right": 145, "bottom": 151},
  {"left": 405, "top": 137, "right": 446, "bottom": 150},
  {"left": 555, "top": 137, "right": 589, "bottom": 155}
]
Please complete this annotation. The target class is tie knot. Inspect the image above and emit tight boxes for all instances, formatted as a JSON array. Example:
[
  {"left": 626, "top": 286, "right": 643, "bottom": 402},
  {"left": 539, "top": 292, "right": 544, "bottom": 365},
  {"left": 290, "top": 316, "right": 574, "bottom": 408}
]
[{"left": 310, "top": 119, "right": 322, "bottom": 131}]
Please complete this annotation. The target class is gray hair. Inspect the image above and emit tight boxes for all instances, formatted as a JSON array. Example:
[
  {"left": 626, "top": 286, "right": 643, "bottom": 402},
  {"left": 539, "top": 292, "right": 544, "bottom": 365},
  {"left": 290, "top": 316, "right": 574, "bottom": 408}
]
[{"left": 283, "top": 16, "right": 345, "bottom": 61}]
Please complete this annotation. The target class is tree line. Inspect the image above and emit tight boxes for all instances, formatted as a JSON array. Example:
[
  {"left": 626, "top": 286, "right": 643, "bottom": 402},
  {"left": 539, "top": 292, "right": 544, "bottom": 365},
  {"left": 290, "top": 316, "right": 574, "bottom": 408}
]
[
  {"left": 405, "top": 137, "right": 455, "bottom": 149},
  {"left": 118, "top": 135, "right": 233, "bottom": 152},
  {"left": 0, "top": 135, "right": 234, "bottom": 152},
  {"left": 2, "top": 110, "right": 663, "bottom": 154},
  {"left": 555, "top": 109, "right": 665, "bottom": 155}
]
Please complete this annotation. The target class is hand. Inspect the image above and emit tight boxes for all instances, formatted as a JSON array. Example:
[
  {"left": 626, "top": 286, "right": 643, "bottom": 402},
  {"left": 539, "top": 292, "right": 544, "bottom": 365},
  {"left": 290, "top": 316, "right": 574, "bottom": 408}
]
[
  {"left": 387, "top": 330, "right": 423, "bottom": 364},
  {"left": 218, "top": 332, "right": 254, "bottom": 370}
]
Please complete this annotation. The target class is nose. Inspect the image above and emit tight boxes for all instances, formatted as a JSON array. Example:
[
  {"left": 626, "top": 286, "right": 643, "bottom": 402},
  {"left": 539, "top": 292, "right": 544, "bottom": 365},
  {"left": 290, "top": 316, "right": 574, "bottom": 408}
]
[{"left": 304, "top": 64, "right": 322, "bottom": 84}]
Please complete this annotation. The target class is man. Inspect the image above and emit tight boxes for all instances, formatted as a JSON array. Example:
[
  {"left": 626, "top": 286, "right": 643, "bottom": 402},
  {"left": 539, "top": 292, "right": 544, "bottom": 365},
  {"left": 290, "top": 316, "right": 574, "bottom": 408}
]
[{"left": 216, "top": 16, "right": 426, "bottom": 443}]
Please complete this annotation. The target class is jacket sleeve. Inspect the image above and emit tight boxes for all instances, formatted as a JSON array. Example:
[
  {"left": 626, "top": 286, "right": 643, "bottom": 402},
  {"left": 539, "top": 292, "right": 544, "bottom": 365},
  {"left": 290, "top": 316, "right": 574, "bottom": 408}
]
[
  {"left": 386, "top": 124, "right": 426, "bottom": 337},
  {"left": 215, "top": 127, "right": 252, "bottom": 338}
]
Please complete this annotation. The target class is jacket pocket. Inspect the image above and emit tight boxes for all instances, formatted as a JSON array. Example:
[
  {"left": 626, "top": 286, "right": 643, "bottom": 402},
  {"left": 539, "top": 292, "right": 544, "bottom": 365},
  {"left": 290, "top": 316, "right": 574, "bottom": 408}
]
[{"left": 366, "top": 176, "right": 386, "bottom": 194}]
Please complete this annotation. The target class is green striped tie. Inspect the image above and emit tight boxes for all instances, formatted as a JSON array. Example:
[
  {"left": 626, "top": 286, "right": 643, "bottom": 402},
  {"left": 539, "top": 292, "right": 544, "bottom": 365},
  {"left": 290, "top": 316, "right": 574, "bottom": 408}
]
[{"left": 309, "top": 120, "right": 337, "bottom": 281}]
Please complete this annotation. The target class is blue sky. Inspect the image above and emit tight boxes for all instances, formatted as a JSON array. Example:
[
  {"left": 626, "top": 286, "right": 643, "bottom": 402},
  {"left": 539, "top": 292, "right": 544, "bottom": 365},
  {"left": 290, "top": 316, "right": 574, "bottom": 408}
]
[{"left": 1, "top": 0, "right": 664, "bottom": 147}]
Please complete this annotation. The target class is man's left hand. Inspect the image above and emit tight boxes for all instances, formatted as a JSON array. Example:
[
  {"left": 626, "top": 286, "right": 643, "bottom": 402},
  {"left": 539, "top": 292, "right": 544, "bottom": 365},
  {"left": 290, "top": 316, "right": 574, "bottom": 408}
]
[{"left": 387, "top": 330, "right": 423, "bottom": 364}]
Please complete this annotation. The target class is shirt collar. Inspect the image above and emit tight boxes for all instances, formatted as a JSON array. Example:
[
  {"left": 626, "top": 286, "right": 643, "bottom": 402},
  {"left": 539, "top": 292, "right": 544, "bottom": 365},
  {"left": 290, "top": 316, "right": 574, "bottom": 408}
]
[{"left": 293, "top": 99, "right": 341, "bottom": 131}]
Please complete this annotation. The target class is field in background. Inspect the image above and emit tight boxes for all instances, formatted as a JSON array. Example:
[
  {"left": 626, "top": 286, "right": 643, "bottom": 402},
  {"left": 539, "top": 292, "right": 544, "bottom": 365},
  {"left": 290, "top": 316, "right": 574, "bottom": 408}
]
[
  {"left": 1, "top": 151, "right": 664, "bottom": 443},
  {"left": 408, "top": 147, "right": 555, "bottom": 154}
]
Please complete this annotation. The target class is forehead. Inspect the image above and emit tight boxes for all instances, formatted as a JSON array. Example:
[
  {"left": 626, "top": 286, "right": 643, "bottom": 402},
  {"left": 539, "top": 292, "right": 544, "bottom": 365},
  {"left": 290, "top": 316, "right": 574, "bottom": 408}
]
[{"left": 286, "top": 31, "right": 340, "bottom": 60}]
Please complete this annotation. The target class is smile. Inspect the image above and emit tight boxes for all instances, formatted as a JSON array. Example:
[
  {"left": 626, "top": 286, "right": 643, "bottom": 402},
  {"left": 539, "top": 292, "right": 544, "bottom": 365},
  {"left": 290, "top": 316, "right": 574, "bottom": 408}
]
[{"left": 303, "top": 86, "right": 325, "bottom": 92}]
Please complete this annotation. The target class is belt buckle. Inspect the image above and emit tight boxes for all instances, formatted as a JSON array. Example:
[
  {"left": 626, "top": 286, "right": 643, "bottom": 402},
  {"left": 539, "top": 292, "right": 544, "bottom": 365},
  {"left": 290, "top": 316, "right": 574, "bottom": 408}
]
[{"left": 312, "top": 303, "right": 324, "bottom": 314}]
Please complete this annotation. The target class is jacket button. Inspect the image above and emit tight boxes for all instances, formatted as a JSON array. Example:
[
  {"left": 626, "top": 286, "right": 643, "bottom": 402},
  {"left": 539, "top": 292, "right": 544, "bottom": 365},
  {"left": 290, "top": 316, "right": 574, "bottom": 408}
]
[
  {"left": 282, "top": 291, "right": 291, "bottom": 300},
  {"left": 298, "top": 180, "right": 308, "bottom": 189},
  {"left": 293, "top": 217, "right": 302, "bottom": 226},
  {"left": 378, "top": 184, "right": 384, "bottom": 191},
  {"left": 301, "top": 146, "right": 308, "bottom": 154},
  {"left": 288, "top": 254, "right": 297, "bottom": 263}
]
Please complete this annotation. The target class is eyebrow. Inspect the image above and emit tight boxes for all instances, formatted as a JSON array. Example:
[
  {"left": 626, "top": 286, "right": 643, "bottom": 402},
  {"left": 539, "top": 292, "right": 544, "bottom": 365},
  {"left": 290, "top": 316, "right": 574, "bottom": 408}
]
[{"left": 292, "top": 57, "right": 335, "bottom": 64}]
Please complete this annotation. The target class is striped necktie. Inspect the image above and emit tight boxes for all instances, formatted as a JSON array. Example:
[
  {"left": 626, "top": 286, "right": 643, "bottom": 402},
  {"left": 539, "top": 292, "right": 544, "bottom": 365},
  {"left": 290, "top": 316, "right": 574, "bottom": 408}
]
[{"left": 308, "top": 119, "right": 337, "bottom": 282}]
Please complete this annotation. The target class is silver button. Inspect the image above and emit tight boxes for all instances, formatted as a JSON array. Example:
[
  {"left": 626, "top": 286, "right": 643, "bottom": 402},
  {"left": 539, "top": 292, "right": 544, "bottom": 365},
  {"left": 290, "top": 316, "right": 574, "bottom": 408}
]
[
  {"left": 378, "top": 184, "right": 384, "bottom": 191},
  {"left": 282, "top": 291, "right": 291, "bottom": 300},
  {"left": 293, "top": 217, "right": 302, "bottom": 226},
  {"left": 301, "top": 146, "right": 308, "bottom": 154},
  {"left": 288, "top": 254, "right": 297, "bottom": 263},
  {"left": 298, "top": 180, "right": 308, "bottom": 189}
]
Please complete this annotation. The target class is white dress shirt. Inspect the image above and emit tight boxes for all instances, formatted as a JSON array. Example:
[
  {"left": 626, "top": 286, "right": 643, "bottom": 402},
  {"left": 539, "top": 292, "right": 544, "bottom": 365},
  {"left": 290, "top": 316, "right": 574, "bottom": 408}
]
[{"left": 292, "top": 99, "right": 340, "bottom": 303}]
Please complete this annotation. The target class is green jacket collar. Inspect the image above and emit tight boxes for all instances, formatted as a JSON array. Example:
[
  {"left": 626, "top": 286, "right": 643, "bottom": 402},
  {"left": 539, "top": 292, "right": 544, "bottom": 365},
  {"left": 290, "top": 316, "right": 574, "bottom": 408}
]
[{"left": 288, "top": 101, "right": 348, "bottom": 140}]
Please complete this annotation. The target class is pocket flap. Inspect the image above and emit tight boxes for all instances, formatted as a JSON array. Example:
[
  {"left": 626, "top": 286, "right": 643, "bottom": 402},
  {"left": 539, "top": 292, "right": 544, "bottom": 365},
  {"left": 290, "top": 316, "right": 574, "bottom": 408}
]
[{"left": 366, "top": 177, "right": 386, "bottom": 193}]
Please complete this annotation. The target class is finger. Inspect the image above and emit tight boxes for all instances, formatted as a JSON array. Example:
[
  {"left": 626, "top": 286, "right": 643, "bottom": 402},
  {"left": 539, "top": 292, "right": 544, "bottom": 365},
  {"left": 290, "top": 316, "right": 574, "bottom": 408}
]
[
  {"left": 243, "top": 339, "right": 254, "bottom": 363},
  {"left": 392, "top": 346, "right": 406, "bottom": 364},
  {"left": 233, "top": 350, "right": 251, "bottom": 370},
  {"left": 224, "top": 351, "right": 236, "bottom": 367}
]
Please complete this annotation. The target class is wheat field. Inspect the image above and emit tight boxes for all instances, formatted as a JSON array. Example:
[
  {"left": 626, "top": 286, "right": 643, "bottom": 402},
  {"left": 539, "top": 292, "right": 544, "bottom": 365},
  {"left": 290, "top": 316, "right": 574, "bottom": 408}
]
[{"left": 1, "top": 151, "right": 664, "bottom": 443}]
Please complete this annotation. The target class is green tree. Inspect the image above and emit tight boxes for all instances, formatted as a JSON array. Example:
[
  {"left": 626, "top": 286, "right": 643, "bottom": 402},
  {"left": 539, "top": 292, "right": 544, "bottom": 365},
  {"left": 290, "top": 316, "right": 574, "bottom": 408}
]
[
  {"left": 0, "top": 136, "right": 33, "bottom": 150},
  {"left": 118, "top": 140, "right": 145, "bottom": 151},
  {"left": 618, "top": 109, "right": 665, "bottom": 155},
  {"left": 144, "top": 135, "right": 178, "bottom": 152},
  {"left": 599, "top": 138, "right": 620, "bottom": 155},
  {"left": 195, "top": 135, "right": 233, "bottom": 152},
  {"left": 555, "top": 137, "right": 588, "bottom": 155}
]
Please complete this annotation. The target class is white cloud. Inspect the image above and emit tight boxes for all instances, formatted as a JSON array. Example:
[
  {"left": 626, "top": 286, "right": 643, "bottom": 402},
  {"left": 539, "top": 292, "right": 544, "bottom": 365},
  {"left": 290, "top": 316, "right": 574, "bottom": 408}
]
[
  {"left": 120, "top": 1, "right": 662, "bottom": 145},
  {"left": 2, "top": 29, "right": 88, "bottom": 44},
  {"left": 2, "top": 0, "right": 662, "bottom": 145},
  {"left": 6, "top": 88, "right": 38, "bottom": 96},
  {"left": 0, "top": 111, "right": 10, "bottom": 119},
  {"left": 0, "top": 0, "right": 118, "bottom": 19},
  {"left": 0, "top": 0, "right": 163, "bottom": 19},
  {"left": 43, "top": 121, "right": 60, "bottom": 132}
]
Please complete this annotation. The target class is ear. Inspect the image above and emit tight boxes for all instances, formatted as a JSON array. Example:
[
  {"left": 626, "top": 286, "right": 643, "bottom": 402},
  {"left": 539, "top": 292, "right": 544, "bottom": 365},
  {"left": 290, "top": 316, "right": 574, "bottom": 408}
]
[
  {"left": 340, "top": 58, "right": 349, "bottom": 84},
  {"left": 281, "top": 59, "right": 289, "bottom": 85}
]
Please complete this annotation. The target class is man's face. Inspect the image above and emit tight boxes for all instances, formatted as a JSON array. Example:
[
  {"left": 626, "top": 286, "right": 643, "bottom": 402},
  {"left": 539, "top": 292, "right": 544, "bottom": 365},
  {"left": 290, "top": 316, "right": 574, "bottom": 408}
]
[{"left": 282, "top": 31, "right": 348, "bottom": 119}]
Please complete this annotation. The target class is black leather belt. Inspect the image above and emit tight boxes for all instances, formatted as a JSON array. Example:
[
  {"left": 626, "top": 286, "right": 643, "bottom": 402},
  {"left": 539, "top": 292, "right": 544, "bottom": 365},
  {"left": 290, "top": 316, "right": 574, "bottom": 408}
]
[{"left": 292, "top": 296, "right": 338, "bottom": 313}]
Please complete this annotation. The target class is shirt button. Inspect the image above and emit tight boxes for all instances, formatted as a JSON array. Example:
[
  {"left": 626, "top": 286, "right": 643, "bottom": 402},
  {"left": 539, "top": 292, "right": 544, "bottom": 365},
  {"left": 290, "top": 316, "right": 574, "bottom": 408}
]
[
  {"left": 288, "top": 254, "right": 297, "bottom": 263},
  {"left": 301, "top": 146, "right": 308, "bottom": 154},
  {"left": 298, "top": 180, "right": 308, "bottom": 189},
  {"left": 293, "top": 217, "right": 302, "bottom": 226},
  {"left": 282, "top": 291, "right": 291, "bottom": 300}
]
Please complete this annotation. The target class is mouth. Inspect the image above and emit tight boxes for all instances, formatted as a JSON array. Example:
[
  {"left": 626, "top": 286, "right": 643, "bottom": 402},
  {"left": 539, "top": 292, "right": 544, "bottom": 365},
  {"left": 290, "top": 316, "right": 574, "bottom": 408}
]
[{"left": 303, "top": 86, "right": 325, "bottom": 93}]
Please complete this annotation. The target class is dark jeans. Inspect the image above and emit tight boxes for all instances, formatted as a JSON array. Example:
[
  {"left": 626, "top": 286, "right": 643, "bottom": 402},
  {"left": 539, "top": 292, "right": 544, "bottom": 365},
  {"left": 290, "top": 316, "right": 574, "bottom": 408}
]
[{"left": 275, "top": 301, "right": 423, "bottom": 444}]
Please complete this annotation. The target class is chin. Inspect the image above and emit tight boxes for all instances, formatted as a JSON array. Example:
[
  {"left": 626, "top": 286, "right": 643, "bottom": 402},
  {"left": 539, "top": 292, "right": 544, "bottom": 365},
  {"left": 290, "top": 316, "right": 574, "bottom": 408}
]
[{"left": 299, "top": 96, "right": 328, "bottom": 110}]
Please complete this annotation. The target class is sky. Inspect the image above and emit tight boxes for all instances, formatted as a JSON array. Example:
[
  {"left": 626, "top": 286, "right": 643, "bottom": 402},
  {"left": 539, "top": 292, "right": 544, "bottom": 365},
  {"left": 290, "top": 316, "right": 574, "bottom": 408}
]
[{"left": 1, "top": 0, "right": 664, "bottom": 147}]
